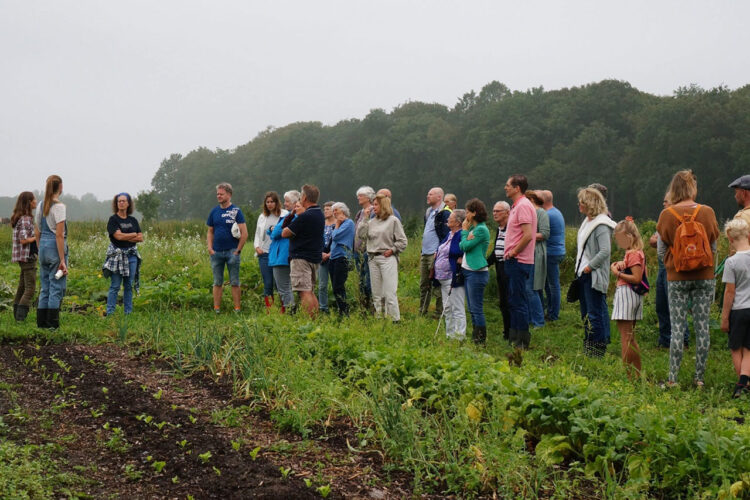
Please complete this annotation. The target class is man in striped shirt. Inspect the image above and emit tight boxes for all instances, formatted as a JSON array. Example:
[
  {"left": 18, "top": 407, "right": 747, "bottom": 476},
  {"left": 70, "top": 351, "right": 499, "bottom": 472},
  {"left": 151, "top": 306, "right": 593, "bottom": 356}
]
[{"left": 486, "top": 201, "right": 511, "bottom": 340}]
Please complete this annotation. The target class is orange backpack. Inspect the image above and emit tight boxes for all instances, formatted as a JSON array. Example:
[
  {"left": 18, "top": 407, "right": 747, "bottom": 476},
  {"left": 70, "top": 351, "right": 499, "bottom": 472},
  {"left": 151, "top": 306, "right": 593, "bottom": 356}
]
[{"left": 666, "top": 205, "right": 713, "bottom": 272}]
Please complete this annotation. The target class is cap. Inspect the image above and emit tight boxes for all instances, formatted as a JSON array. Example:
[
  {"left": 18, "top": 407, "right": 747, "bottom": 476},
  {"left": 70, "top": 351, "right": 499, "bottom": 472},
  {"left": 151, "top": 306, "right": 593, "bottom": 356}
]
[{"left": 729, "top": 175, "right": 750, "bottom": 190}]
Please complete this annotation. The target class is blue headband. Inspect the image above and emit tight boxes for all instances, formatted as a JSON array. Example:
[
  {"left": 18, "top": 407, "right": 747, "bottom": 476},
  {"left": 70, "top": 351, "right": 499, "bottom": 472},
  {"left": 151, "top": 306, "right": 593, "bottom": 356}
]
[{"left": 117, "top": 192, "right": 130, "bottom": 199}]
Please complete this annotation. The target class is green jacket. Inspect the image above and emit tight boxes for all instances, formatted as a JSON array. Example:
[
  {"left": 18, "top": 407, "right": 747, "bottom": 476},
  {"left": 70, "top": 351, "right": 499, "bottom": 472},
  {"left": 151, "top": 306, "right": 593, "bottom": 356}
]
[{"left": 459, "top": 222, "right": 490, "bottom": 270}]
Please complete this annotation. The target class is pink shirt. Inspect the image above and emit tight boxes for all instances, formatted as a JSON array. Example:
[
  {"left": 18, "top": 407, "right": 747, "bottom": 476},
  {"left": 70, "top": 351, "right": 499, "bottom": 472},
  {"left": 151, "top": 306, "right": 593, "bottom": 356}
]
[{"left": 504, "top": 196, "right": 537, "bottom": 265}]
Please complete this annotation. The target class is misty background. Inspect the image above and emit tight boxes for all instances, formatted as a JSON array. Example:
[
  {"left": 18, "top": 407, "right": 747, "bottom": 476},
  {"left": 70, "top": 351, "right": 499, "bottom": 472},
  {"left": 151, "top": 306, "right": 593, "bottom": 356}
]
[{"left": 2, "top": 1, "right": 749, "bottom": 220}]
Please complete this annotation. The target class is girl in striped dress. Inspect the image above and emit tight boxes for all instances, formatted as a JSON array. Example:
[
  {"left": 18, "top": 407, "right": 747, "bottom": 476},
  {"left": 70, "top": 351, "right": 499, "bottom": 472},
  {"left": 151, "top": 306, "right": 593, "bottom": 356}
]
[{"left": 610, "top": 218, "right": 646, "bottom": 378}]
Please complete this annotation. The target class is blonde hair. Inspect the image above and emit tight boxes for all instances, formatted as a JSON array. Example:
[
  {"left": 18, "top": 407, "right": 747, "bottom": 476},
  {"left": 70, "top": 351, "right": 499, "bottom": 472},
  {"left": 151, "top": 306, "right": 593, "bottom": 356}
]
[
  {"left": 666, "top": 169, "right": 698, "bottom": 204},
  {"left": 614, "top": 219, "right": 644, "bottom": 251},
  {"left": 577, "top": 187, "right": 608, "bottom": 218},
  {"left": 374, "top": 193, "right": 393, "bottom": 220},
  {"left": 725, "top": 218, "right": 750, "bottom": 241},
  {"left": 43, "top": 175, "right": 63, "bottom": 217}
]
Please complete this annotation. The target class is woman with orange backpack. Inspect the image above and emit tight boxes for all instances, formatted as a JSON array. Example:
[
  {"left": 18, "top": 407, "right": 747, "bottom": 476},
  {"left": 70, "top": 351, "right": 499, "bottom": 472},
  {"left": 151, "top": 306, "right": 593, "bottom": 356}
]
[{"left": 656, "top": 170, "right": 720, "bottom": 388}]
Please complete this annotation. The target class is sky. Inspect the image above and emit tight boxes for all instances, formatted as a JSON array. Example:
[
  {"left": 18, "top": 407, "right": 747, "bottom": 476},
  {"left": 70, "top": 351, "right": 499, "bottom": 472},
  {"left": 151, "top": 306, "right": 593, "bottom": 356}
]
[{"left": 2, "top": 0, "right": 749, "bottom": 200}]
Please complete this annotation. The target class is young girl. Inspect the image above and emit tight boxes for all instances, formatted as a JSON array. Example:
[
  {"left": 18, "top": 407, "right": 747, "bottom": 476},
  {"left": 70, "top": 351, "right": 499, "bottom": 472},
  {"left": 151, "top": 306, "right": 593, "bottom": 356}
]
[
  {"left": 610, "top": 217, "right": 645, "bottom": 378},
  {"left": 11, "top": 191, "right": 38, "bottom": 322}
]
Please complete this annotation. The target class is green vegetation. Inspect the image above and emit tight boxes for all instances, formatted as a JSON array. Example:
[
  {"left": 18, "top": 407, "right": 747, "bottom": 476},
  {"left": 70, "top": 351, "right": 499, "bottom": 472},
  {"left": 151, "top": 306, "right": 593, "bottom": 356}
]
[{"left": 1, "top": 221, "right": 747, "bottom": 498}]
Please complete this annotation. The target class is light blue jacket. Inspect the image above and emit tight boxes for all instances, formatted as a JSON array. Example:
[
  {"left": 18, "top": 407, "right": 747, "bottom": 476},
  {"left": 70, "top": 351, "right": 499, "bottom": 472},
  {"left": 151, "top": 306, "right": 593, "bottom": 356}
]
[{"left": 267, "top": 215, "right": 294, "bottom": 267}]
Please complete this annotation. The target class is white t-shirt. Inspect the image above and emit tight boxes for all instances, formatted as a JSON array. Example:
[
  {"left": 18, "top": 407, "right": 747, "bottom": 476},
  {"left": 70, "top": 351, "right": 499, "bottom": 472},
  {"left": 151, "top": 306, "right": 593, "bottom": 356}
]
[
  {"left": 723, "top": 250, "right": 750, "bottom": 310},
  {"left": 36, "top": 202, "right": 66, "bottom": 235}
]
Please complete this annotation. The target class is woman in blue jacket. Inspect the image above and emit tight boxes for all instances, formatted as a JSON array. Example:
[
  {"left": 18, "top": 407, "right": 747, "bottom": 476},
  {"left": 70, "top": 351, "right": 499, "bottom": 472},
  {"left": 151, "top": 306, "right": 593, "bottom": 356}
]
[
  {"left": 267, "top": 190, "right": 297, "bottom": 313},
  {"left": 433, "top": 209, "right": 466, "bottom": 340},
  {"left": 328, "top": 202, "right": 355, "bottom": 315}
]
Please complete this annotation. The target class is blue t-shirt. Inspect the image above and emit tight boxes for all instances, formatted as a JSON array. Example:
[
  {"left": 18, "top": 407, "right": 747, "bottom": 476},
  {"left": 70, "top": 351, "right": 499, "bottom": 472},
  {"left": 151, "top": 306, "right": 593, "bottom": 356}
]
[
  {"left": 287, "top": 205, "right": 325, "bottom": 263},
  {"left": 546, "top": 206, "right": 566, "bottom": 257},
  {"left": 207, "top": 204, "right": 245, "bottom": 252}
]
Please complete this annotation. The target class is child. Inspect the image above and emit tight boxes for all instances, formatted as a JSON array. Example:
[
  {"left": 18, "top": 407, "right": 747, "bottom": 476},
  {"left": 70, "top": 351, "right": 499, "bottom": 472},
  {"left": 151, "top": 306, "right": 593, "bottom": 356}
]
[
  {"left": 609, "top": 217, "right": 645, "bottom": 378},
  {"left": 720, "top": 218, "right": 750, "bottom": 397},
  {"left": 11, "top": 191, "right": 38, "bottom": 322}
]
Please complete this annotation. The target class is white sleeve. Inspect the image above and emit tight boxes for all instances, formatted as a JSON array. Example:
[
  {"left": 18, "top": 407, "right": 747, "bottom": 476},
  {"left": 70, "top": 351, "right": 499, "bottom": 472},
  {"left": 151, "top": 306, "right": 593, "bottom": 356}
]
[{"left": 253, "top": 214, "right": 266, "bottom": 248}]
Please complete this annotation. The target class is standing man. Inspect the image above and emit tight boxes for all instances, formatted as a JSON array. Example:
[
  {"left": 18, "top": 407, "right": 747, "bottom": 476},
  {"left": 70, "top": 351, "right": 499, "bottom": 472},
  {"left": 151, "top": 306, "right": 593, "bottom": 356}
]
[
  {"left": 377, "top": 188, "right": 401, "bottom": 221},
  {"left": 354, "top": 186, "right": 376, "bottom": 311},
  {"left": 503, "top": 175, "right": 537, "bottom": 348},
  {"left": 206, "top": 182, "right": 248, "bottom": 313},
  {"left": 282, "top": 184, "right": 325, "bottom": 317},
  {"left": 420, "top": 187, "right": 451, "bottom": 316},
  {"left": 730, "top": 175, "right": 750, "bottom": 229},
  {"left": 541, "top": 190, "right": 565, "bottom": 321},
  {"left": 486, "top": 201, "right": 511, "bottom": 339}
]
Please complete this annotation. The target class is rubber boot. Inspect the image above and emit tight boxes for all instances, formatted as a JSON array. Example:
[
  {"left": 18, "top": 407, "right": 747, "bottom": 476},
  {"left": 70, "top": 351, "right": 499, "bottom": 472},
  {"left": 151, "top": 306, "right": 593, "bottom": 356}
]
[
  {"left": 264, "top": 296, "right": 273, "bottom": 314},
  {"left": 508, "top": 328, "right": 518, "bottom": 345},
  {"left": 16, "top": 305, "right": 30, "bottom": 322},
  {"left": 475, "top": 326, "right": 487, "bottom": 345},
  {"left": 13, "top": 304, "right": 18, "bottom": 320},
  {"left": 37, "top": 308, "right": 49, "bottom": 328},
  {"left": 518, "top": 330, "right": 531, "bottom": 349},
  {"left": 280, "top": 305, "right": 286, "bottom": 315},
  {"left": 47, "top": 309, "right": 60, "bottom": 330}
]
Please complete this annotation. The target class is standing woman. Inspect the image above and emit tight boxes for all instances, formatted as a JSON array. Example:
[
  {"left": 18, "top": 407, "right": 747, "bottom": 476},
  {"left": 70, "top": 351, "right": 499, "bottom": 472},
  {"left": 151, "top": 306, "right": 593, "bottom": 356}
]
[
  {"left": 575, "top": 187, "right": 616, "bottom": 357},
  {"left": 526, "top": 191, "right": 549, "bottom": 327},
  {"left": 459, "top": 199, "right": 491, "bottom": 344},
  {"left": 11, "top": 192, "right": 38, "bottom": 322},
  {"left": 357, "top": 193, "right": 407, "bottom": 322},
  {"left": 254, "top": 191, "right": 282, "bottom": 313},
  {"left": 434, "top": 209, "right": 466, "bottom": 340},
  {"left": 36, "top": 175, "right": 67, "bottom": 329},
  {"left": 318, "top": 202, "right": 336, "bottom": 313},
  {"left": 268, "top": 190, "right": 296, "bottom": 313},
  {"left": 329, "top": 202, "right": 355, "bottom": 315},
  {"left": 103, "top": 193, "right": 143, "bottom": 315},
  {"left": 656, "top": 170, "right": 719, "bottom": 387}
]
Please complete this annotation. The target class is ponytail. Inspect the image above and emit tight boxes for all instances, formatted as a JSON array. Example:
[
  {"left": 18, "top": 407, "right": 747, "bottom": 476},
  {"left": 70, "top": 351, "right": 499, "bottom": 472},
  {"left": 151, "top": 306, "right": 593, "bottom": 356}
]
[{"left": 43, "top": 175, "right": 63, "bottom": 217}]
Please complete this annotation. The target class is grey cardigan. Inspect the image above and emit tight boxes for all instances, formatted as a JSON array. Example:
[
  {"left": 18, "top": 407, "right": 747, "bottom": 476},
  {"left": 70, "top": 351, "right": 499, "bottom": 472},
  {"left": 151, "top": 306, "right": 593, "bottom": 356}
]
[{"left": 577, "top": 220, "right": 615, "bottom": 294}]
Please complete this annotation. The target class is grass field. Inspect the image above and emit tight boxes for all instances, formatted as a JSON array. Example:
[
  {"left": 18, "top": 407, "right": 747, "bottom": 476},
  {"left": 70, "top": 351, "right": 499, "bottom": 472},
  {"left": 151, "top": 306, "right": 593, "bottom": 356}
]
[{"left": 1, "top": 220, "right": 748, "bottom": 499}]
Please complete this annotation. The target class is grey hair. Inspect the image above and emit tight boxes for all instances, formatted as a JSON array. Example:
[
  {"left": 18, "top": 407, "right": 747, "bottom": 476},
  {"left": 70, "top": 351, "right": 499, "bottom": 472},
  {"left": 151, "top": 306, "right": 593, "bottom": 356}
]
[
  {"left": 494, "top": 201, "right": 510, "bottom": 211},
  {"left": 216, "top": 182, "right": 233, "bottom": 195},
  {"left": 284, "top": 190, "right": 300, "bottom": 204},
  {"left": 332, "top": 202, "right": 350, "bottom": 218},
  {"left": 356, "top": 186, "right": 375, "bottom": 201},
  {"left": 451, "top": 209, "right": 466, "bottom": 225}
]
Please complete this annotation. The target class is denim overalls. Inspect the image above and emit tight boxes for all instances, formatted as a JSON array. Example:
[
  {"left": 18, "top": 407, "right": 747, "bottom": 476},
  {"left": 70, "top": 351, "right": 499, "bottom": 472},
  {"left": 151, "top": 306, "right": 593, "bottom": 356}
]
[{"left": 38, "top": 202, "right": 68, "bottom": 309}]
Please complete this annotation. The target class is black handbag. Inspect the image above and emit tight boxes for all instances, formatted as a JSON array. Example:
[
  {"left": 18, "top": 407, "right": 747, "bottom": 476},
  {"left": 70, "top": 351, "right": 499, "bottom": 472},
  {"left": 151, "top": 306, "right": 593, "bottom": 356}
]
[{"left": 566, "top": 233, "right": 592, "bottom": 303}]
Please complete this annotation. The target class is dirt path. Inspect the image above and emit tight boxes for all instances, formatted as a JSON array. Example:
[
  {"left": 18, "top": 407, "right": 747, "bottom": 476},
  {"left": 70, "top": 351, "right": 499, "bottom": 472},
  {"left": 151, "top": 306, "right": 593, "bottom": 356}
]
[{"left": 0, "top": 342, "right": 411, "bottom": 499}]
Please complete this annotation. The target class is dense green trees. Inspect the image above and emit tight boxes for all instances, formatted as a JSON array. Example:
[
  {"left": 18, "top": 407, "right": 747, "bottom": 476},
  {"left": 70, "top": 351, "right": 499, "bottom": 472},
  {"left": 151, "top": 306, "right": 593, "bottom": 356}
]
[{"left": 149, "top": 80, "right": 749, "bottom": 222}]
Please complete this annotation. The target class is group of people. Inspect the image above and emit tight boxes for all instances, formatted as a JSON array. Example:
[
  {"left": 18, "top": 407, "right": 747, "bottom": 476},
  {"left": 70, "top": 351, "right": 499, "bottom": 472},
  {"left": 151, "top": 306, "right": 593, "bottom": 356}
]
[{"left": 9, "top": 170, "right": 750, "bottom": 394}]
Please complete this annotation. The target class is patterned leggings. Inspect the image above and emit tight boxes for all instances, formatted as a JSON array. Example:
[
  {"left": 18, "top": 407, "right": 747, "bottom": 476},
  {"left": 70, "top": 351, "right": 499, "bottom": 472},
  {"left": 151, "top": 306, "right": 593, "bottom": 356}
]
[{"left": 668, "top": 279, "right": 715, "bottom": 384}]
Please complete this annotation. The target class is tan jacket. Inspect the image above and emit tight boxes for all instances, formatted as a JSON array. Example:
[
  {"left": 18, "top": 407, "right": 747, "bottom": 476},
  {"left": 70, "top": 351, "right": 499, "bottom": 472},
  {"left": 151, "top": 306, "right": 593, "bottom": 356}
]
[{"left": 356, "top": 215, "right": 408, "bottom": 256}]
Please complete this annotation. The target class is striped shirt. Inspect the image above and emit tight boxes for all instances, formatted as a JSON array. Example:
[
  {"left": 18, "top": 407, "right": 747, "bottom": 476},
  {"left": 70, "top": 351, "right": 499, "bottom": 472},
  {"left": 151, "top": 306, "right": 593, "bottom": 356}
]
[{"left": 494, "top": 226, "right": 507, "bottom": 261}]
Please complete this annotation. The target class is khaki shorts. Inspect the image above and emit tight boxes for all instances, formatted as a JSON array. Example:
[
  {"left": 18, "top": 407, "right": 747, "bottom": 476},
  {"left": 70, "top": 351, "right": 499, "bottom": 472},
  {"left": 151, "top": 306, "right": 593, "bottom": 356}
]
[{"left": 290, "top": 259, "right": 319, "bottom": 292}]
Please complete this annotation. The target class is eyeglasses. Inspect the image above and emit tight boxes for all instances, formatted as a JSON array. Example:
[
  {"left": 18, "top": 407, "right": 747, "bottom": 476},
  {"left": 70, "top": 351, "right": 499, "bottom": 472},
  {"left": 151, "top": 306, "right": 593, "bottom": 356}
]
[{"left": 492, "top": 210, "right": 507, "bottom": 213}]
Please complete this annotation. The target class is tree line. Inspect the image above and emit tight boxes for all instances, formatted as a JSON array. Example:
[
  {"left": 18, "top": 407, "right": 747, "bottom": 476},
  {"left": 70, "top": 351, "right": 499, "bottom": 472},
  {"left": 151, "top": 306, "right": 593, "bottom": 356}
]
[{"left": 144, "top": 80, "right": 750, "bottom": 222}]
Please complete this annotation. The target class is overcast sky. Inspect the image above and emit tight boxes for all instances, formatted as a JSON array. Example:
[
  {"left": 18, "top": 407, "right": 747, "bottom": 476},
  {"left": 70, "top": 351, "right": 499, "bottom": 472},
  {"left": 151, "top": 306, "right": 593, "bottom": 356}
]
[{"left": 2, "top": 0, "right": 749, "bottom": 200}]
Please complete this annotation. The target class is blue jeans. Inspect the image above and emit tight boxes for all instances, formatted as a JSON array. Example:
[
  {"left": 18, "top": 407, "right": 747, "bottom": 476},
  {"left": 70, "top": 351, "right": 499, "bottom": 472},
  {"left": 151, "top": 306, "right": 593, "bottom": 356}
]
[
  {"left": 210, "top": 249, "right": 240, "bottom": 286},
  {"left": 258, "top": 253, "right": 274, "bottom": 297},
  {"left": 505, "top": 258, "right": 532, "bottom": 331},
  {"left": 656, "top": 264, "right": 690, "bottom": 347},
  {"left": 544, "top": 254, "right": 563, "bottom": 320},
  {"left": 318, "top": 261, "right": 330, "bottom": 311},
  {"left": 578, "top": 272, "right": 610, "bottom": 345},
  {"left": 107, "top": 254, "right": 138, "bottom": 315},
  {"left": 38, "top": 239, "right": 68, "bottom": 309},
  {"left": 525, "top": 265, "right": 545, "bottom": 327},
  {"left": 463, "top": 269, "right": 489, "bottom": 327}
]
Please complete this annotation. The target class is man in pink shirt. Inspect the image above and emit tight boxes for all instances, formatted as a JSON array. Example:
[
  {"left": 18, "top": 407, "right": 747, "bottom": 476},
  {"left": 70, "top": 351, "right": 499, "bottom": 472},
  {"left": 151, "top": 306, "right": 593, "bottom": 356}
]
[{"left": 503, "top": 174, "right": 538, "bottom": 348}]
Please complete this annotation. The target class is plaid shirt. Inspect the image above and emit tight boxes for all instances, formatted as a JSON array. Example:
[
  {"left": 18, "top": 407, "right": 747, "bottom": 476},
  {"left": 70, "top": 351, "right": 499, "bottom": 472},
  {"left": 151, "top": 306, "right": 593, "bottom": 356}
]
[
  {"left": 102, "top": 244, "right": 142, "bottom": 294},
  {"left": 12, "top": 216, "right": 35, "bottom": 263}
]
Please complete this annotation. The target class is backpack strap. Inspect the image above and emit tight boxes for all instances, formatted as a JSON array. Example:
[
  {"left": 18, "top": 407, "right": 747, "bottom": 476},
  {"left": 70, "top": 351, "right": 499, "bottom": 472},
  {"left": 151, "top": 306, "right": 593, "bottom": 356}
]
[
  {"left": 667, "top": 204, "right": 701, "bottom": 222},
  {"left": 688, "top": 204, "right": 701, "bottom": 221}
]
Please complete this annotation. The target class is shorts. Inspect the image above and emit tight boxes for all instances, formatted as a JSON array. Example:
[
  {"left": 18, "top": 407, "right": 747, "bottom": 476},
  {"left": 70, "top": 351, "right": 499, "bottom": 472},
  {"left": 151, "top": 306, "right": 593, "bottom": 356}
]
[
  {"left": 290, "top": 259, "right": 319, "bottom": 292},
  {"left": 611, "top": 285, "right": 643, "bottom": 321},
  {"left": 729, "top": 308, "right": 750, "bottom": 351},
  {"left": 210, "top": 249, "right": 240, "bottom": 286}
]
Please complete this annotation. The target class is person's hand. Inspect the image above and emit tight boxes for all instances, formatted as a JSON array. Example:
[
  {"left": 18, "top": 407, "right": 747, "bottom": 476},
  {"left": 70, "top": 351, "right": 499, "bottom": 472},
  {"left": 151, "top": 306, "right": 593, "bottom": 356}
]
[
  {"left": 721, "top": 317, "right": 730, "bottom": 333},
  {"left": 384, "top": 249, "right": 393, "bottom": 257},
  {"left": 610, "top": 263, "right": 620, "bottom": 274},
  {"left": 364, "top": 206, "right": 372, "bottom": 218},
  {"left": 322, "top": 252, "right": 330, "bottom": 262},
  {"left": 256, "top": 246, "right": 264, "bottom": 256},
  {"left": 336, "top": 212, "right": 346, "bottom": 223},
  {"left": 583, "top": 266, "right": 592, "bottom": 274},
  {"left": 208, "top": 248, "right": 215, "bottom": 256},
  {"left": 467, "top": 231, "right": 475, "bottom": 240},
  {"left": 233, "top": 249, "right": 242, "bottom": 256},
  {"left": 58, "top": 262, "right": 68, "bottom": 275},
  {"left": 462, "top": 219, "right": 470, "bottom": 231}
]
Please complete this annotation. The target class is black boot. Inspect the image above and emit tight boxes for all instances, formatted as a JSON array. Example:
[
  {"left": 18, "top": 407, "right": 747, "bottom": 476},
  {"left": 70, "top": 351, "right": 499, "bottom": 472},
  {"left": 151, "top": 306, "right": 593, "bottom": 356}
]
[
  {"left": 16, "top": 305, "right": 30, "bottom": 322},
  {"left": 47, "top": 309, "right": 60, "bottom": 330},
  {"left": 13, "top": 304, "right": 18, "bottom": 320},
  {"left": 518, "top": 330, "right": 531, "bottom": 349},
  {"left": 473, "top": 326, "right": 487, "bottom": 345},
  {"left": 502, "top": 328, "right": 509, "bottom": 341},
  {"left": 37, "top": 308, "right": 49, "bottom": 328},
  {"left": 508, "top": 328, "right": 517, "bottom": 345}
]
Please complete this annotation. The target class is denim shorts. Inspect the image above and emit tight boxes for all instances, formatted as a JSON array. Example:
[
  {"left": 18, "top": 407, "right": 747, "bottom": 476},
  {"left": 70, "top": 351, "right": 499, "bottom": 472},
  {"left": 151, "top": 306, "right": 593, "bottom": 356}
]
[{"left": 210, "top": 250, "right": 240, "bottom": 286}]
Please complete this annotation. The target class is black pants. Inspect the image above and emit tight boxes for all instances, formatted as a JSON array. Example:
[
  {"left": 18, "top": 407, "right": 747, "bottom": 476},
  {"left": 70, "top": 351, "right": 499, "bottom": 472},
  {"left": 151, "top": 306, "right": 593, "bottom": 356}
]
[
  {"left": 494, "top": 261, "right": 511, "bottom": 336},
  {"left": 329, "top": 257, "right": 350, "bottom": 315}
]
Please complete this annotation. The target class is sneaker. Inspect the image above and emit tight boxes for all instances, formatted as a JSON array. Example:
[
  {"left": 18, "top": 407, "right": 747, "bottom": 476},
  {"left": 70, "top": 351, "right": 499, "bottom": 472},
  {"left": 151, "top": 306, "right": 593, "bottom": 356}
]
[
  {"left": 694, "top": 380, "right": 705, "bottom": 389},
  {"left": 214, "top": 308, "right": 220, "bottom": 314},
  {"left": 659, "top": 381, "right": 678, "bottom": 390}
]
